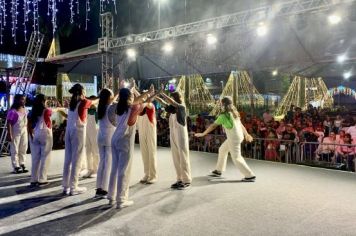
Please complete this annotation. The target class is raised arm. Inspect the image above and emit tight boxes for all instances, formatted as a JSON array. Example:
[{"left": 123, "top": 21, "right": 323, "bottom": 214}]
[
  {"left": 159, "top": 92, "right": 180, "bottom": 107},
  {"left": 155, "top": 96, "right": 168, "bottom": 107}
]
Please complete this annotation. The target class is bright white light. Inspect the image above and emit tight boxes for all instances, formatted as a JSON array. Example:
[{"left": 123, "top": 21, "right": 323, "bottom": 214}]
[
  {"left": 328, "top": 14, "right": 341, "bottom": 25},
  {"left": 157, "top": 0, "right": 168, "bottom": 3},
  {"left": 343, "top": 71, "right": 352, "bottom": 80},
  {"left": 272, "top": 70, "right": 278, "bottom": 76},
  {"left": 124, "top": 82, "right": 130, "bottom": 88},
  {"left": 207, "top": 34, "right": 217, "bottom": 45},
  {"left": 257, "top": 23, "right": 268, "bottom": 37},
  {"left": 126, "top": 48, "right": 136, "bottom": 58},
  {"left": 162, "top": 42, "right": 174, "bottom": 53},
  {"left": 337, "top": 54, "right": 347, "bottom": 63},
  {"left": 172, "top": 78, "right": 177, "bottom": 83}
]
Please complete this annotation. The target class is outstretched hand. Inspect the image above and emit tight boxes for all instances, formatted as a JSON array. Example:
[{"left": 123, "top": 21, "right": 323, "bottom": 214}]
[
  {"left": 245, "top": 134, "right": 253, "bottom": 143},
  {"left": 194, "top": 133, "right": 205, "bottom": 138}
]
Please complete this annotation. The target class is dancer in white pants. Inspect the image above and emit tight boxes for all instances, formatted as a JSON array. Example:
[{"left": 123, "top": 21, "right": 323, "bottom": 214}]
[
  {"left": 81, "top": 103, "right": 99, "bottom": 178},
  {"left": 7, "top": 94, "right": 28, "bottom": 174},
  {"left": 62, "top": 84, "right": 99, "bottom": 195},
  {"left": 157, "top": 91, "right": 192, "bottom": 190},
  {"left": 95, "top": 89, "right": 118, "bottom": 198},
  {"left": 137, "top": 100, "right": 158, "bottom": 184},
  {"left": 195, "top": 96, "right": 256, "bottom": 181},
  {"left": 28, "top": 94, "right": 66, "bottom": 187},
  {"left": 108, "top": 86, "right": 153, "bottom": 209}
]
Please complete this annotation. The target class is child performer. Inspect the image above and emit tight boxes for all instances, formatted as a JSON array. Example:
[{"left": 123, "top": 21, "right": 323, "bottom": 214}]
[
  {"left": 95, "top": 89, "right": 118, "bottom": 198},
  {"left": 136, "top": 89, "right": 158, "bottom": 184},
  {"left": 195, "top": 96, "right": 256, "bottom": 181},
  {"left": 28, "top": 94, "right": 66, "bottom": 187},
  {"left": 62, "top": 84, "right": 99, "bottom": 195},
  {"left": 156, "top": 90, "right": 192, "bottom": 190},
  {"left": 108, "top": 85, "right": 154, "bottom": 208},
  {"left": 7, "top": 94, "right": 28, "bottom": 174}
]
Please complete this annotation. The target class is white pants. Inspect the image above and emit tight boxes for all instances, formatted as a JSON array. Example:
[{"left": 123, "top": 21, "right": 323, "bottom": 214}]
[
  {"left": 139, "top": 131, "right": 157, "bottom": 181},
  {"left": 84, "top": 129, "right": 99, "bottom": 173},
  {"left": 96, "top": 145, "right": 112, "bottom": 191},
  {"left": 215, "top": 140, "right": 255, "bottom": 178},
  {"left": 63, "top": 127, "right": 86, "bottom": 190},
  {"left": 170, "top": 126, "right": 191, "bottom": 183},
  {"left": 30, "top": 133, "right": 53, "bottom": 183},
  {"left": 108, "top": 134, "right": 134, "bottom": 203},
  {"left": 10, "top": 132, "right": 28, "bottom": 169}
]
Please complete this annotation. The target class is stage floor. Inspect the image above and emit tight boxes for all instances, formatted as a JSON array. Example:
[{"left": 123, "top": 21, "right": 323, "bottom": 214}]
[{"left": 0, "top": 146, "right": 356, "bottom": 236}]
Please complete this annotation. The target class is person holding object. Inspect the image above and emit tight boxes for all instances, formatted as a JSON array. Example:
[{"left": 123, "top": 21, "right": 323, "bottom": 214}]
[
  {"left": 28, "top": 94, "right": 66, "bottom": 187},
  {"left": 7, "top": 94, "right": 28, "bottom": 174},
  {"left": 195, "top": 96, "right": 256, "bottom": 181},
  {"left": 155, "top": 89, "right": 192, "bottom": 190},
  {"left": 62, "top": 84, "right": 99, "bottom": 196}
]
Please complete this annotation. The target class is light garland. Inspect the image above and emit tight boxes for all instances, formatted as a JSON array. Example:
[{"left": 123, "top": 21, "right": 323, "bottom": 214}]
[{"left": 0, "top": 0, "right": 118, "bottom": 44}]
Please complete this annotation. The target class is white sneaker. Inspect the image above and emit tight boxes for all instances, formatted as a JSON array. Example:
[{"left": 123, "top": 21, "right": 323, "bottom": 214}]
[
  {"left": 79, "top": 169, "right": 89, "bottom": 178},
  {"left": 62, "top": 188, "right": 70, "bottom": 196},
  {"left": 70, "top": 187, "right": 87, "bottom": 195},
  {"left": 117, "top": 200, "right": 134, "bottom": 209},
  {"left": 146, "top": 178, "right": 157, "bottom": 184}
]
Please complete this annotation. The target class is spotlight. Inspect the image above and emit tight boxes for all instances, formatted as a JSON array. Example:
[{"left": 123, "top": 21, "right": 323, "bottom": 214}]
[
  {"left": 272, "top": 70, "right": 278, "bottom": 76},
  {"left": 256, "top": 22, "right": 268, "bottom": 37},
  {"left": 124, "top": 81, "right": 130, "bottom": 88},
  {"left": 162, "top": 42, "right": 174, "bottom": 53},
  {"left": 337, "top": 54, "right": 347, "bottom": 63},
  {"left": 343, "top": 71, "right": 352, "bottom": 80},
  {"left": 126, "top": 48, "right": 136, "bottom": 58},
  {"left": 328, "top": 14, "right": 341, "bottom": 25},
  {"left": 206, "top": 34, "right": 217, "bottom": 45}
]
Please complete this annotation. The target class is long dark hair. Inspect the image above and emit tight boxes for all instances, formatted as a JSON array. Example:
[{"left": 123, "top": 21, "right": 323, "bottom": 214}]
[
  {"left": 221, "top": 96, "right": 239, "bottom": 119},
  {"left": 11, "top": 94, "right": 25, "bottom": 110},
  {"left": 30, "top": 94, "right": 46, "bottom": 125},
  {"left": 98, "top": 89, "right": 113, "bottom": 120},
  {"left": 69, "top": 83, "right": 84, "bottom": 111},
  {"left": 171, "top": 91, "right": 183, "bottom": 104},
  {"left": 116, "top": 88, "right": 131, "bottom": 116}
]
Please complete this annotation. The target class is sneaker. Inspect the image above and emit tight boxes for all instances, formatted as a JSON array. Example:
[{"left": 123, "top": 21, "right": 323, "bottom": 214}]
[
  {"left": 177, "top": 182, "right": 191, "bottom": 190},
  {"left": 62, "top": 188, "right": 70, "bottom": 196},
  {"left": 79, "top": 169, "right": 89, "bottom": 178},
  {"left": 38, "top": 182, "right": 50, "bottom": 187},
  {"left": 82, "top": 170, "right": 92, "bottom": 178},
  {"left": 70, "top": 186, "right": 87, "bottom": 195},
  {"left": 14, "top": 167, "right": 22, "bottom": 174},
  {"left": 94, "top": 188, "right": 108, "bottom": 199},
  {"left": 20, "top": 164, "right": 29, "bottom": 173},
  {"left": 90, "top": 173, "right": 97, "bottom": 178},
  {"left": 211, "top": 170, "right": 222, "bottom": 177},
  {"left": 117, "top": 200, "right": 134, "bottom": 209},
  {"left": 145, "top": 178, "right": 157, "bottom": 185},
  {"left": 171, "top": 181, "right": 183, "bottom": 189},
  {"left": 242, "top": 176, "right": 256, "bottom": 182},
  {"left": 140, "top": 177, "right": 148, "bottom": 184},
  {"left": 29, "top": 182, "right": 39, "bottom": 188}
]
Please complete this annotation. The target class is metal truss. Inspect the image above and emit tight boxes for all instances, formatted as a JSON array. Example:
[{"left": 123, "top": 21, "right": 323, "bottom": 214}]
[
  {"left": 14, "top": 32, "right": 44, "bottom": 94},
  {"left": 99, "top": 0, "right": 356, "bottom": 50},
  {"left": 100, "top": 13, "right": 114, "bottom": 90}
]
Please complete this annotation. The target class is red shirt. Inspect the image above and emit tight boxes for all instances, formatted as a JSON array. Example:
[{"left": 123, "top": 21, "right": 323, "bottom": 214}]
[
  {"left": 44, "top": 108, "right": 52, "bottom": 128},
  {"left": 78, "top": 99, "right": 92, "bottom": 123}
]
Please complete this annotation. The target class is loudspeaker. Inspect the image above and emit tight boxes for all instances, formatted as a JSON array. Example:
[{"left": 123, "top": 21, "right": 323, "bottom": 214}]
[{"left": 32, "top": 62, "right": 58, "bottom": 85}]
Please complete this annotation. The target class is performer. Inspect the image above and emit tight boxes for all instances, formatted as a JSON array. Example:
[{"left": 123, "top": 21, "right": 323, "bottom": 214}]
[
  {"left": 81, "top": 98, "right": 99, "bottom": 178},
  {"left": 7, "top": 94, "right": 28, "bottom": 174},
  {"left": 95, "top": 89, "right": 118, "bottom": 199},
  {"left": 195, "top": 96, "right": 256, "bottom": 181},
  {"left": 156, "top": 90, "right": 192, "bottom": 190},
  {"left": 62, "top": 84, "right": 99, "bottom": 195},
  {"left": 27, "top": 94, "right": 65, "bottom": 187},
  {"left": 137, "top": 90, "right": 158, "bottom": 184},
  {"left": 108, "top": 85, "right": 154, "bottom": 208}
]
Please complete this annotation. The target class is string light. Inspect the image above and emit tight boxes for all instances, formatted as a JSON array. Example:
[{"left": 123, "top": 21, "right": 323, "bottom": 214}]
[{"left": 2, "top": 0, "right": 117, "bottom": 44}]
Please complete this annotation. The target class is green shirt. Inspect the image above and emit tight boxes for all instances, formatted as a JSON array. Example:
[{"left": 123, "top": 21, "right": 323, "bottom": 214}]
[{"left": 215, "top": 113, "right": 234, "bottom": 129}]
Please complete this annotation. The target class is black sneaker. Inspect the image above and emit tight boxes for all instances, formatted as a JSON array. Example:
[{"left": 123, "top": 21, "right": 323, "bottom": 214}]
[
  {"left": 242, "top": 176, "right": 256, "bottom": 182},
  {"left": 29, "top": 182, "right": 39, "bottom": 188},
  {"left": 171, "top": 181, "right": 183, "bottom": 189},
  {"left": 211, "top": 170, "right": 222, "bottom": 177},
  {"left": 177, "top": 182, "right": 191, "bottom": 190},
  {"left": 20, "top": 164, "right": 29, "bottom": 173},
  {"left": 14, "top": 167, "right": 22, "bottom": 174}
]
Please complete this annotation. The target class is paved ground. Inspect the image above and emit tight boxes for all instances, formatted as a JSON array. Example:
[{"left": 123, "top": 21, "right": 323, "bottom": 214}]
[{"left": 0, "top": 146, "right": 356, "bottom": 236}]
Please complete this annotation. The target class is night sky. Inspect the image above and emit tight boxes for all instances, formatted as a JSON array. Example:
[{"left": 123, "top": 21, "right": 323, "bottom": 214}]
[{"left": 0, "top": 0, "right": 257, "bottom": 57}]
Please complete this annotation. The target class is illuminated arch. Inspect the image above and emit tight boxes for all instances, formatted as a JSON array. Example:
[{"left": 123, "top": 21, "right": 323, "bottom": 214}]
[{"left": 328, "top": 86, "right": 356, "bottom": 100}]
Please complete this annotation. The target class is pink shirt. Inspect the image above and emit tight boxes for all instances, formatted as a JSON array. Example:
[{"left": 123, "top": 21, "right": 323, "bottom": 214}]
[{"left": 6, "top": 109, "right": 25, "bottom": 125}]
